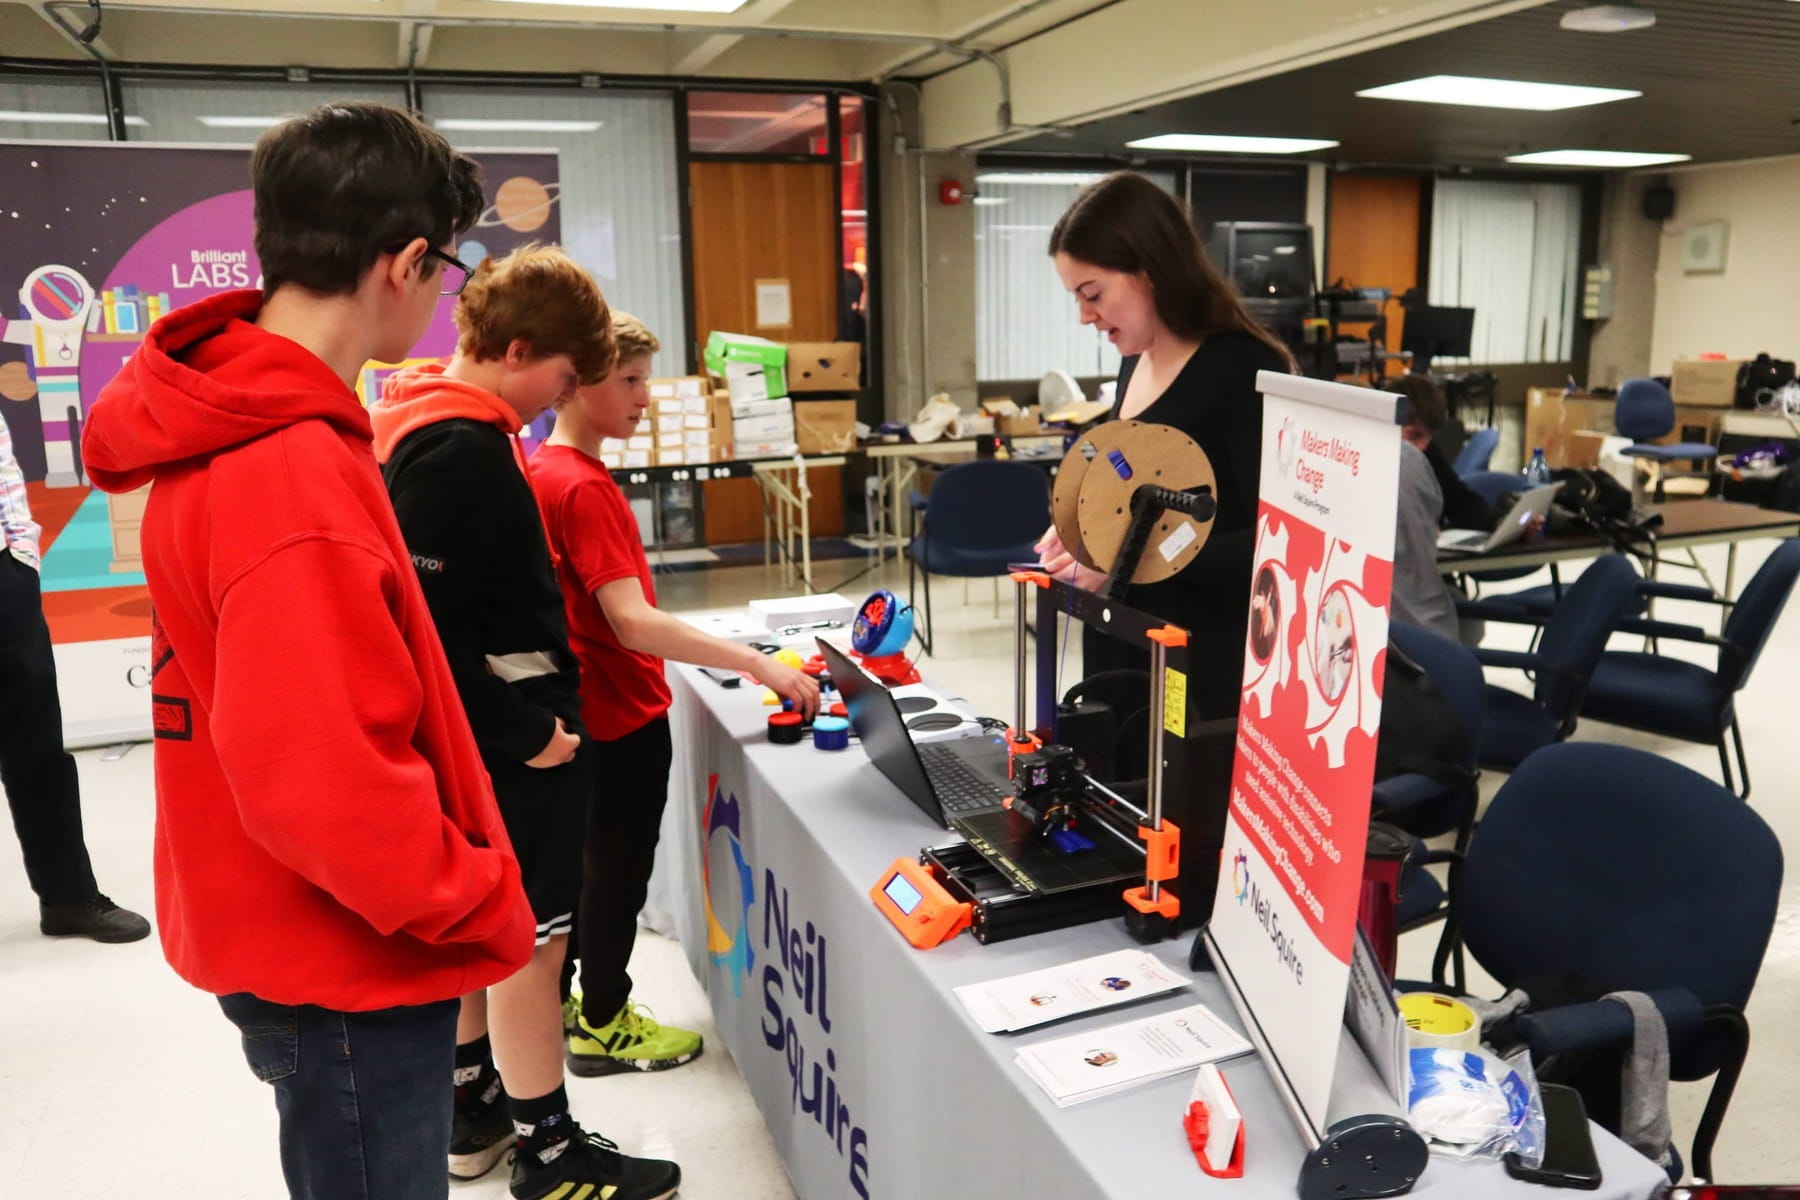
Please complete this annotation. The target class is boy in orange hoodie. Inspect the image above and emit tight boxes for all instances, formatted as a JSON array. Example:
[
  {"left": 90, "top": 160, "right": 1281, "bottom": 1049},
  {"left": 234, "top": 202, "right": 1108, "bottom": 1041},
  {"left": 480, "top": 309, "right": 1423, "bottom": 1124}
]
[
  {"left": 374, "top": 246, "right": 679, "bottom": 1200},
  {"left": 81, "top": 104, "right": 536, "bottom": 1200}
]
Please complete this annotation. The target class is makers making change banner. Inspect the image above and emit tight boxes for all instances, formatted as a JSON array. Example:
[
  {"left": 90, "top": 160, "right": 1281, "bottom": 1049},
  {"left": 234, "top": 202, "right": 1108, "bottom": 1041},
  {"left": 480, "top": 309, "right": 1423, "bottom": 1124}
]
[
  {"left": 0, "top": 139, "right": 559, "bottom": 744},
  {"left": 1206, "top": 371, "right": 1402, "bottom": 1139}
]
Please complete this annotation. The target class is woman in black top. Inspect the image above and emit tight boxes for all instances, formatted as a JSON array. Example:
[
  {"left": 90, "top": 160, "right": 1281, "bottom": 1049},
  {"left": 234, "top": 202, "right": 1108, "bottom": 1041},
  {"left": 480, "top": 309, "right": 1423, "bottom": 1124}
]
[{"left": 1035, "top": 173, "right": 1293, "bottom": 721}]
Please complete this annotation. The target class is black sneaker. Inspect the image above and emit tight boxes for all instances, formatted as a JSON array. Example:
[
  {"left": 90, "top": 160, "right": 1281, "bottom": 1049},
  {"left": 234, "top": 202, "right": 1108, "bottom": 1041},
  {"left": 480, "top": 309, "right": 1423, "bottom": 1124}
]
[
  {"left": 510, "top": 1127, "right": 680, "bottom": 1200},
  {"left": 39, "top": 894, "right": 150, "bottom": 943},
  {"left": 448, "top": 1092, "right": 515, "bottom": 1181}
]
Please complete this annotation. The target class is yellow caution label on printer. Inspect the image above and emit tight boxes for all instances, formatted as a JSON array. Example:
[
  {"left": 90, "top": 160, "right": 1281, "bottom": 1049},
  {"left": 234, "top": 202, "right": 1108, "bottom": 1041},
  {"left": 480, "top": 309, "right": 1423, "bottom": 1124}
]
[{"left": 1163, "top": 669, "right": 1187, "bottom": 737}]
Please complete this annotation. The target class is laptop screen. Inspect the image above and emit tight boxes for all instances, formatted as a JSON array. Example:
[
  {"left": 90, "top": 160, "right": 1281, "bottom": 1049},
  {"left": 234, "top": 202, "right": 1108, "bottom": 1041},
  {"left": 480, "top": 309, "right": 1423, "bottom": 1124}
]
[{"left": 815, "top": 639, "right": 943, "bottom": 824}]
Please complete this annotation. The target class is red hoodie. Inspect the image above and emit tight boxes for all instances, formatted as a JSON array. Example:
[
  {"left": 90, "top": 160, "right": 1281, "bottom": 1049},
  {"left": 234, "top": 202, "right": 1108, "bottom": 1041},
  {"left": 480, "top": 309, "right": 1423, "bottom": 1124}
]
[{"left": 82, "top": 290, "right": 535, "bottom": 1010}]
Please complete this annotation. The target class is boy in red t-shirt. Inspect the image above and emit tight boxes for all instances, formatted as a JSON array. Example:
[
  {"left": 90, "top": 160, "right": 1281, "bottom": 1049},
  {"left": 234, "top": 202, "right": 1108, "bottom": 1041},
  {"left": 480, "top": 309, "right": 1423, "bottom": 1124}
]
[{"left": 529, "top": 314, "right": 817, "bottom": 1074}]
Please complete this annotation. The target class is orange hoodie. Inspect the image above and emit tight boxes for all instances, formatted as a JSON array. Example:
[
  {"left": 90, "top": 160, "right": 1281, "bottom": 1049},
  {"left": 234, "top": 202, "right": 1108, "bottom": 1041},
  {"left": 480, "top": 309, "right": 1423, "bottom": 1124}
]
[{"left": 82, "top": 290, "right": 535, "bottom": 1010}]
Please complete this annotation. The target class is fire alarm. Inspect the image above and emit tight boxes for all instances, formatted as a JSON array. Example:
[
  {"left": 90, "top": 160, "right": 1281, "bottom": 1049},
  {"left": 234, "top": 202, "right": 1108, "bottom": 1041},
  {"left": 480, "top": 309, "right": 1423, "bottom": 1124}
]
[{"left": 939, "top": 180, "right": 964, "bottom": 206}]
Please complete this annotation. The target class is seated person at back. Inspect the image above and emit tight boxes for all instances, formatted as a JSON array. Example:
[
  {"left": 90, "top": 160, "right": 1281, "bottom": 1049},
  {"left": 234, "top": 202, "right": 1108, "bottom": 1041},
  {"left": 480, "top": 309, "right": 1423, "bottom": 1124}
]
[{"left": 1386, "top": 375, "right": 1464, "bottom": 641}]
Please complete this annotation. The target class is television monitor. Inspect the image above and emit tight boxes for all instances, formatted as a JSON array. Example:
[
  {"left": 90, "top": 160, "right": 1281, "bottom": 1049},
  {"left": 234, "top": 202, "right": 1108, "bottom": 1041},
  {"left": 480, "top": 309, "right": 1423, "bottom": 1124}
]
[
  {"left": 1206, "top": 222, "right": 1315, "bottom": 302},
  {"left": 1400, "top": 306, "right": 1475, "bottom": 370}
]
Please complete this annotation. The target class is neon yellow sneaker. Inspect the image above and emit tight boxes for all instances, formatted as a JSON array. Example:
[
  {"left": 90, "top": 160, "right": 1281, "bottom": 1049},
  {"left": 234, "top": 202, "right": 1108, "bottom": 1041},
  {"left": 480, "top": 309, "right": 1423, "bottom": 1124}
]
[{"left": 566, "top": 1000, "right": 704, "bottom": 1076}]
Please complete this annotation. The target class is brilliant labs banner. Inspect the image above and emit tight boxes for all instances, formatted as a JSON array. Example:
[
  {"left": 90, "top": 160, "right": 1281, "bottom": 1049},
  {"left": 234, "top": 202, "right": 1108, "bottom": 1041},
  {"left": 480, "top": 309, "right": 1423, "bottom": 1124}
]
[
  {"left": 0, "top": 139, "right": 559, "bottom": 744},
  {"left": 1207, "top": 372, "right": 1400, "bottom": 1139}
]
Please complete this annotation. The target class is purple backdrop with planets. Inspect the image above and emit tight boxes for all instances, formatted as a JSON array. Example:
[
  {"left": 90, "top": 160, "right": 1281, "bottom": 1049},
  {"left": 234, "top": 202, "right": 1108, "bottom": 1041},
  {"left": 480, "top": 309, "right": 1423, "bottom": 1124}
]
[{"left": 0, "top": 141, "right": 560, "bottom": 482}]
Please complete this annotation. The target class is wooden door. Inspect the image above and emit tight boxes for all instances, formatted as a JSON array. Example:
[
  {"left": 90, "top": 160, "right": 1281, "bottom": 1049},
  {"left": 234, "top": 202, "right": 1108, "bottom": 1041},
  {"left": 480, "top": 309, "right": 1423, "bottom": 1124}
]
[
  {"left": 1326, "top": 175, "right": 1422, "bottom": 373},
  {"left": 689, "top": 160, "right": 844, "bottom": 542}
]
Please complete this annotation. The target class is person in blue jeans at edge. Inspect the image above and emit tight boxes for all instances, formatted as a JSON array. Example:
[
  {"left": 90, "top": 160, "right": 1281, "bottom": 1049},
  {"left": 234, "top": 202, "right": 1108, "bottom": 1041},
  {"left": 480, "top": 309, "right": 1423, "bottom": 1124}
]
[{"left": 81, "top": 103, "right": 538, "bottom": 1200}]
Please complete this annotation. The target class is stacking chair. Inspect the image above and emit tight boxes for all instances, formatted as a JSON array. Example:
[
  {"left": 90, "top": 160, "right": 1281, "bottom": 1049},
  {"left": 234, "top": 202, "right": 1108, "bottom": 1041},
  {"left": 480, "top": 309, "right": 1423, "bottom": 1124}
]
[
  {"left": 1468, "top": 553, "right": 1638, "bottom": 771},
  {"left": 906, "top": 460, "right": 1050, "bottom": 654},
  {"left": 1579, "top": 539, "right": 1800, "bottom": 797},
  {"left": 1427, "top": 743, "right": 1783, "bottom": 1182},
  {"left": 1615, "top": 377, "right": 1719, "bottom": 502}
]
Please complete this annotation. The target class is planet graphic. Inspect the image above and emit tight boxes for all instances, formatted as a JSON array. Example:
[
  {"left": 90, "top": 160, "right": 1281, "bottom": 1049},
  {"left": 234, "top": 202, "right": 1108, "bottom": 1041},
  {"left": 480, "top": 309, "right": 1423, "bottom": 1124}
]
[
  {"left": 479, "top": 176, "right": 560, "bottom": 233},
  {"left": 0, "top": 360, "right": 36, "bottom": 402},
  {"left": 457, "top": 239, "right": 490, "bottom": 268}
]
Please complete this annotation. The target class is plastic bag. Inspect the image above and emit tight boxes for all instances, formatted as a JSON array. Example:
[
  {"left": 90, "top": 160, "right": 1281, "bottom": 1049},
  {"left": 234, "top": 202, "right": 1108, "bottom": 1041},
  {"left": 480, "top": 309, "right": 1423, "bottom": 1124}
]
[{"left": 1407, "top": 1046, "right": 1544, "bottom": 1163}]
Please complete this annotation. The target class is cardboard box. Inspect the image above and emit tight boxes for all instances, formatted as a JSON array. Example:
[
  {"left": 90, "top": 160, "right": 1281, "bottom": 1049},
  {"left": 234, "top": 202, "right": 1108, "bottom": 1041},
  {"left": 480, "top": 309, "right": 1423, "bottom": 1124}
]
[
  {"left": 1565, "top": 430, "right": 1607, "bottom": 471},
  {"left": 725, "top": 360, "right": 787, "bottom": 402},
  {"left": 708, "top": 394, "right": 733, "bottom": 434},
  {"left": 626, "top": 435, "right": 654, "bottom": 452},
  {"left": 999, "top": 405, "right": 1044, "bottom": 437},
  {"left": 1670, "top": 359, "right": 1746, "bottom": 408},
  {"left": 794, "top": 398, "right": 857, "bottom": 454},
  {"left": 785, "top": 342, "right": 861, "bottom": 393},
  {"left": 683, "top": 414, "right": 711, "bottom": 431},
  {"left": 655, "top": 414, "right": 684, "bottom": 433},
  {"left": 621, "top": 450, "right": 651, "bottom": 469},
  {"left": 1525, "top": 388, "right": 1614, "bottom": 469}
]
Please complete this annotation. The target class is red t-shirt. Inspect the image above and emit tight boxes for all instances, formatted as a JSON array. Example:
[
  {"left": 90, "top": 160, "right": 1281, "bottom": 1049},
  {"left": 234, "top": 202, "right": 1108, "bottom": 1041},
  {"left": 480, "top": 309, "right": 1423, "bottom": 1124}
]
[{"left": 528, "top": 442, "right": 672, "bottom": 741}]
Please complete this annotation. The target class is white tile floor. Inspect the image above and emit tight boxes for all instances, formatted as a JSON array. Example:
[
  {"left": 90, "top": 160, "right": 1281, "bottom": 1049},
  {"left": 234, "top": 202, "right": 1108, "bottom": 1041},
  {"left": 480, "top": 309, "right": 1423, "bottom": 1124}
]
[{"left": 5, "top": 539, "right": 1800, "bottom": 1195}]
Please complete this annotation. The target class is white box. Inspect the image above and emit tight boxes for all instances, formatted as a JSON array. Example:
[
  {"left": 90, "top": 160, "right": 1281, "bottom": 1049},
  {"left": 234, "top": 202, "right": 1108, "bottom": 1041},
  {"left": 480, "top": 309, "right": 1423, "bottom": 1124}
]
[
  {"left": 748, "top": 592, "right": 858, "bottom": 632},
  {"left": 675, "top": 378, "right": 706, "bottom": 399},
  {"left": 656, "top": 398, "right": 683, "bottom": 415},
  {"left": 648, "top": 381, "right": 677, "bottom": 399},
  {"left": 626, "top": 435, "right": 654, "bottom": 451},
  {"left": 684, "top": 430, "right": 713, "bottom": 447},
  {"left": 656, "top": 414, "right": 684, "bottom": 432},
  {"left": 658, "top": 432, "right": 684, "bottom": 449},
  {"left": 726, "top": 361, "right": 783, "bottom": 403},
  {"left": 733, "top": 414, "right": 797, "bottom": 442},
  {"left": 682, "top": 396, "right": 709, "bottom": 415},
  {"left": 735, "top": 440, "right": 793, "bottom": 459},
  {"left": 683, "top": 414, "right": 711, "bottom": 430},
  {"left": 730, "top": 396, "right": 792, "bottom": 421},
  {"left": 621, "top": 450, "right": 651, "bottom": 468},
  {"left": 600, "top": 453, "right": 623, "bottom": 469}
]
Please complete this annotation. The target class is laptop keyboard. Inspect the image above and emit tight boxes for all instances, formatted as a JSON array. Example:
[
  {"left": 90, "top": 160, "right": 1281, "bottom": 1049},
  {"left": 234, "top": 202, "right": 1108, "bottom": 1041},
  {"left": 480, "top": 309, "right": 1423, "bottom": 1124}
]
[{"left": 919, "top": 743, "right": 1011, "bottom": 813}]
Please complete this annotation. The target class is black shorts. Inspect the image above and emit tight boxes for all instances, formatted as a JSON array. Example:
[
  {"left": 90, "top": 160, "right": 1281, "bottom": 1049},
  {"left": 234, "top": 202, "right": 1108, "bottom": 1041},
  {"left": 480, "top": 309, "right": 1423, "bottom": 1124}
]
[{"left": 484, "top": 743, "right": 589, "bottom": 945}]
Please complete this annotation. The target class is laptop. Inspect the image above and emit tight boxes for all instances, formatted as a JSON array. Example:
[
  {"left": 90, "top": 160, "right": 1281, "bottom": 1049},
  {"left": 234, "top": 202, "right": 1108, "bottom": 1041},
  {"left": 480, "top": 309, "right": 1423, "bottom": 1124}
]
[
  {"left": 1436, "top": 483, "right": 1561, "bottom": 554},
  {"left": 815, "top": 638, "right": 1014, "bottom": 828}
]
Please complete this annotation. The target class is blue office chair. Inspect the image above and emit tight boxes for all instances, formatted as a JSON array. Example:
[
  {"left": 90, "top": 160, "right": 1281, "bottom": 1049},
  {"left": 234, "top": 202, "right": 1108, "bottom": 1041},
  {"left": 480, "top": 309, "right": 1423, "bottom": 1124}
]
[
  {"left": 1579, "top": 539, "right": 1800, "bottom": 798},
  {"left": 1428, "top": 743, "right": 1782, "bottom": 1182},
  {"left": 1616, "top": 377, "right": 1719, "bottom": 502},
  {"left": 906, "top": 460, "right": 1050, "bottom": 655},
  {"left": 1375, "top": 623, "right": 1485, "bottom": 850},
  {"left": 1452, "top": 427, "right": 1499, "bottom": 476},
  {"left": 1469, "top": 553, "right": 1639, "bottom": 770}
]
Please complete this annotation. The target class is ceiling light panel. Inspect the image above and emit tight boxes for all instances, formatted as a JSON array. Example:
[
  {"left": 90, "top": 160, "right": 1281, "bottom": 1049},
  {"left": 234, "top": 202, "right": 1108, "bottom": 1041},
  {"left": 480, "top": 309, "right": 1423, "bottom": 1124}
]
[{"left": 1357, "top": 75, "right": 1640, "bottom": 110}]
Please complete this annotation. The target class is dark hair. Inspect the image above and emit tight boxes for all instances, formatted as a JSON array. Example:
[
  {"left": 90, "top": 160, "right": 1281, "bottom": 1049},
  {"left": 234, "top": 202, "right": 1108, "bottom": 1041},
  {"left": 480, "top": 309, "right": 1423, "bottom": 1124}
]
[
  {"left": 1049, "top": 172, "right": 1294, "bottom": 367},
  {"left": 251, "top": 102, "right": 485, "bottom": 296},
  {"left": 1385, "top": 373, "right": 1447, "bottom": 432}
]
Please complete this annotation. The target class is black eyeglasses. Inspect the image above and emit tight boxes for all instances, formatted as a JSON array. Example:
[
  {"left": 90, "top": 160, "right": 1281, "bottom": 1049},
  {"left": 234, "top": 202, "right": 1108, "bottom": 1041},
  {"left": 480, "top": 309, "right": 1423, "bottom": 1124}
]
[
  {"left": 424, "top": 246, "right": 474, "bottom": 297},
  {"left": 388, "top": 242, "right": 474, "bottom": 296}
]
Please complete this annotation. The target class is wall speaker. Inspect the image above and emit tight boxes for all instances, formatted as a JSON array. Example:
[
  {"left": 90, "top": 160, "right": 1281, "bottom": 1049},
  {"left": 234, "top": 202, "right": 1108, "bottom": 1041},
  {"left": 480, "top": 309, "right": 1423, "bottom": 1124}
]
[{"left": 1642, "top": 184, "right": 1675, "bottom": 221}]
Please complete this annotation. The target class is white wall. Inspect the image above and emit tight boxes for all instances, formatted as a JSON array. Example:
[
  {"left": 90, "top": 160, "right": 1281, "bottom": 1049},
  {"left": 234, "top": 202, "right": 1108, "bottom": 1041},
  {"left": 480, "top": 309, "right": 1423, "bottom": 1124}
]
[{"left": 1650, "top": 156, "right": 1800, "bottom": 370}]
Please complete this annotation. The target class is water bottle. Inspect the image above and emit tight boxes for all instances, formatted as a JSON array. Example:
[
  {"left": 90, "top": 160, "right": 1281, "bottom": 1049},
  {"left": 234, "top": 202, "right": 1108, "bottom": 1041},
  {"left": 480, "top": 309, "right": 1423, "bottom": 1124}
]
[{"left": 1524, "top": 447, "right": 1552, "bottom": 486}]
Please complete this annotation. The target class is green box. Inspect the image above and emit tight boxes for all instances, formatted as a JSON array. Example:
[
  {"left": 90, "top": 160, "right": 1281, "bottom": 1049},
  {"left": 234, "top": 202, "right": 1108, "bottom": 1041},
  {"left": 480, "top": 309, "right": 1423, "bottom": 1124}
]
[{"left": 704, "top": 330, "right": 788, "bottom": 377}]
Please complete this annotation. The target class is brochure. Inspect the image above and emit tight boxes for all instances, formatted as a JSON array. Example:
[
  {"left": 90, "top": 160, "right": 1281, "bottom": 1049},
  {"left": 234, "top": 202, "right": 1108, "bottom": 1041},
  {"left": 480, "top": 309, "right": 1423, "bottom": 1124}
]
[
  {"left": 954, "top": 949, "right": 1188, "bottom": 1033},
  {"left": 1015, "top": 1003, "right": 1254, "bottom": 1108}
]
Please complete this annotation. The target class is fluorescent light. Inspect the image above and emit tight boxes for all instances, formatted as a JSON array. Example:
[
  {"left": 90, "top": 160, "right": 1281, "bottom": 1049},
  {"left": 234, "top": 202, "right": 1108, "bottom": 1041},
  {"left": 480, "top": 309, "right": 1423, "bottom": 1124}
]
[
  {"left": 1560, "top": 5, "right": 1656, "bottom": 32},
  {"left": 1506, "top": 149, "right": 1692, "bottom": 167},
  {"left": 975, "top": 172, "right": 1107, "bottom": 186},
  {"left": 196, "top": 115, "right": 287, "bottom": 129},
  {"left": 972, "top": 196, "right": 1009, "bottom": 207},
  {"left": 0, "top": 110, "right": 146, "bottom": 126},
  {"left": 486, "top": 0, "right": 748, "bottom": 10},
  {"left": 1357, "top": 75, "right": 1640, "bottom": 110},
  {"left": 1126, "top": 133, "right": 1338, "bottom": 154},
  {"left": 434, "top": 118, "right": 604, "bottom": 133}
]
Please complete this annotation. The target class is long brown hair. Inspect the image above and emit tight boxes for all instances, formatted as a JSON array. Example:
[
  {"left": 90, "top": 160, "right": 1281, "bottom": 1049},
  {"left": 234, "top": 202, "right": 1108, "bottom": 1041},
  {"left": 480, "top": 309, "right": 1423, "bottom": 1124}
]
[{"left": 1049, "top": 172, "right": 1294, "bottom": 368}]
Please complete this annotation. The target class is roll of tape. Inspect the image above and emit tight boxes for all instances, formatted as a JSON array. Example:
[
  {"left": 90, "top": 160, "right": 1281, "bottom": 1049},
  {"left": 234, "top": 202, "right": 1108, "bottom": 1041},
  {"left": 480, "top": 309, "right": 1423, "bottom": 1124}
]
[
  {"left": 812, "top": 715, "right": 850, "bottom": 751},
  {"left": 768, "top": 712, "right": 805, "bottom": 745},
  {"left": 1397, "top": 992, "right": 1480, "bottom": 1052}
]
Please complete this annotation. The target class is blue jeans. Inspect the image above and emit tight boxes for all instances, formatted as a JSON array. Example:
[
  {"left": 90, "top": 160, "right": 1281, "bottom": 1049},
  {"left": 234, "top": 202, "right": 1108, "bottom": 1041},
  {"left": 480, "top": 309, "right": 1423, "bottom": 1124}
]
[{"left": 218, "top": 992, "right": 459, "bottom": 1200}]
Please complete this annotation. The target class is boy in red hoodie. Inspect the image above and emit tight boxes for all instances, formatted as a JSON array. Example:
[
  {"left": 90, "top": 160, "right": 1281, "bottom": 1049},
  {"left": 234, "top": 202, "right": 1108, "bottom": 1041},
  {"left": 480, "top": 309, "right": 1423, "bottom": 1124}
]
[
  {"left": 80, "top": 104, "right": 537, "bottom": 1200},
  {"left": 374, "top": 246, "right": 679, "bottom": 1200}
]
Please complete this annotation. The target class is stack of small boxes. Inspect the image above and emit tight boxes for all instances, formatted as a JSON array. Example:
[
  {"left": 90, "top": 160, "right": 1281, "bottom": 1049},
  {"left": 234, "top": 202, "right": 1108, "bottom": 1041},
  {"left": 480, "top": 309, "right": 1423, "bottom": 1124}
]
[
  {"left": 597, "top": 376, "right": 719, "bottom": 469},
  {"left": 706, "top": 331, "right": 796, "bottom": 460}
]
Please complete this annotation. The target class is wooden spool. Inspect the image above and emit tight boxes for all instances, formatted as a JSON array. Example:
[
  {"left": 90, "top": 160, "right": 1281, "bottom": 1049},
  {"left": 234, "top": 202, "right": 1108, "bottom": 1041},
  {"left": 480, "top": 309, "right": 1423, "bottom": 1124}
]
[{"left": 1051, "top": 420, "right": 1217, "bottom": 585}]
